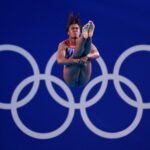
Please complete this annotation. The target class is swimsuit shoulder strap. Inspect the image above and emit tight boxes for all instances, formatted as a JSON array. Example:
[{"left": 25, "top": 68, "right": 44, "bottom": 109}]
[
  {"left": 66, "top": 39, "right": 70, "bottom": 47},
  {"left": 66, "top": 39, "right": 75, "bottom": 50}
]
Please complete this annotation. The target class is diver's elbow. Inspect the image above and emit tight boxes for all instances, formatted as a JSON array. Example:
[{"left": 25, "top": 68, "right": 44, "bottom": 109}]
[
  {"left": 57, "top": 58, "right": 63, "bottom": 65},
  {"left": 96, "top": 52, "right": 100, "bottom": 58}
]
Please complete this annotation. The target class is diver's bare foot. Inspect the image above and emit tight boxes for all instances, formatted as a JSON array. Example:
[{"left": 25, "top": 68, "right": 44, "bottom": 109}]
[
  {"left": 82, "top": 23, "right": 89, "bottom": 39},
  {"left": 88, "top": 21, "right": 95, "bottom": 37}
]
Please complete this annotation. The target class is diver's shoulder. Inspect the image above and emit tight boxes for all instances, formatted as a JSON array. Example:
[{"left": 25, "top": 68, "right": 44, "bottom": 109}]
[
  {"left": 58, "top": 40, "right": 67, "bottom": 46},
  {"left": 58, "top": 40, "right": 68, "bottom": 49}
]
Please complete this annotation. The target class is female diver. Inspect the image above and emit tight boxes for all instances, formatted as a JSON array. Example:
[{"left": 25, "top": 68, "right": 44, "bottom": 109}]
[{"left": 57, "top": 13, "right": 100, "bottom": 87}]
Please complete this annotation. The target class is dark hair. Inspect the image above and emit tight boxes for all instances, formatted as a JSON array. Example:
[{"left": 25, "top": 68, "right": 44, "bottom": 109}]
[{"left": 66, "top": 12, "right": 81, "bottom": 32}]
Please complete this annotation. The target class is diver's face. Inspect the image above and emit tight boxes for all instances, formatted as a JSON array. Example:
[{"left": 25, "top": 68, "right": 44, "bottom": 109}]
[{"left": 68, "top": 24, "right": 80, "bottom": 39}]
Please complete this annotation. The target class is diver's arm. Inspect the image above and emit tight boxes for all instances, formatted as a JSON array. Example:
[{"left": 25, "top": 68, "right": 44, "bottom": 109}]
[
  {"left": 57, "top": 43, "right": 80, "bottom": 65},
  {"left": 87, "top": 43, "right": 100, "bottom": 59}
]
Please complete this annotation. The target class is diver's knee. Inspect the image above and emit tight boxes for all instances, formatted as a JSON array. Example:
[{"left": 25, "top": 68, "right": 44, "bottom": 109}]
[
  {"left": 78, "top": 80, "right": 87, "bottom": 87},
  {"left": 65, "top": 80, "right": 76, "bottom": 87},
  {"left": 68, "top": 83, "right": 76, "bottom": 87}
]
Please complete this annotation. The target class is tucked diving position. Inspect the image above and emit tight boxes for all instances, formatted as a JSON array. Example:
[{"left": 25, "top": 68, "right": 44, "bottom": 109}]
[{"left": 57, "top": 12, "right": 100, "bottom": 87}]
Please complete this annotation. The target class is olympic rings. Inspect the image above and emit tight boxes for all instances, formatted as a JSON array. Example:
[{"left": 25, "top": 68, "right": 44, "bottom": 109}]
[
  {"left": 0, "top": 44, "right": 150, "bottom": 139},
  {"left": 80, "top": 74, "right": 143, "bottom": 139},
  {"left": 113, "top": 45, "right": 150, "bottom": 109},
  {"left": 11, "top": 75, "right": 75, "bottom": 139},
  {"left": 0, "top": 45, "right": 40, "bottom": 109}
]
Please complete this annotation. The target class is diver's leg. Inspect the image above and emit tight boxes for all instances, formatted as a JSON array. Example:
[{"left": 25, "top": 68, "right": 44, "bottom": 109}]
[
  {"left": 82, "top": 36, "right": 92, "bottom": 56},
  {"left": 63, "top": 65, "right": 80, "bottom": 87},
  {"left": 71, "top": 24, "right": 89, "bottom": 58},
  {"left": 72, "top": 36, "right": 86, "bottom": 58},
  {"left": 77, "top": 22, "right": 95, "bottom": 86},
  {"left": 82, "top": 21, "right": 95, "bottom": 56},
  {"left": 78, "top": 61, "right": 92, "bottom": 86}
]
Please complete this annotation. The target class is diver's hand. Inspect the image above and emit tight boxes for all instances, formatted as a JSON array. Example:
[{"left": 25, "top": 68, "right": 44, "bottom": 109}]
[
  {"left": 79, "top": 56, "right": 88, "bottom": 64},
  {"left": 68, "top": 58, "right": 80, "bottom": 64}
]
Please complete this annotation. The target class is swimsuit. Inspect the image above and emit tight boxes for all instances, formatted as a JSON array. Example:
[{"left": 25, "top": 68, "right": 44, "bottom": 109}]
[{"left": 65, "top": 39, "right": 75, "bottom": 58}]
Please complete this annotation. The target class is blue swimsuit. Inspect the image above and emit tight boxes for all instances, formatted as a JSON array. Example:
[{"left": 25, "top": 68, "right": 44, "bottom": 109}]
[
  {"left": 65, "top": 47, "right": 74, "bottom": 58},
  {"left": 65, "top": 39, "right": 75, "bottom": 58}
]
